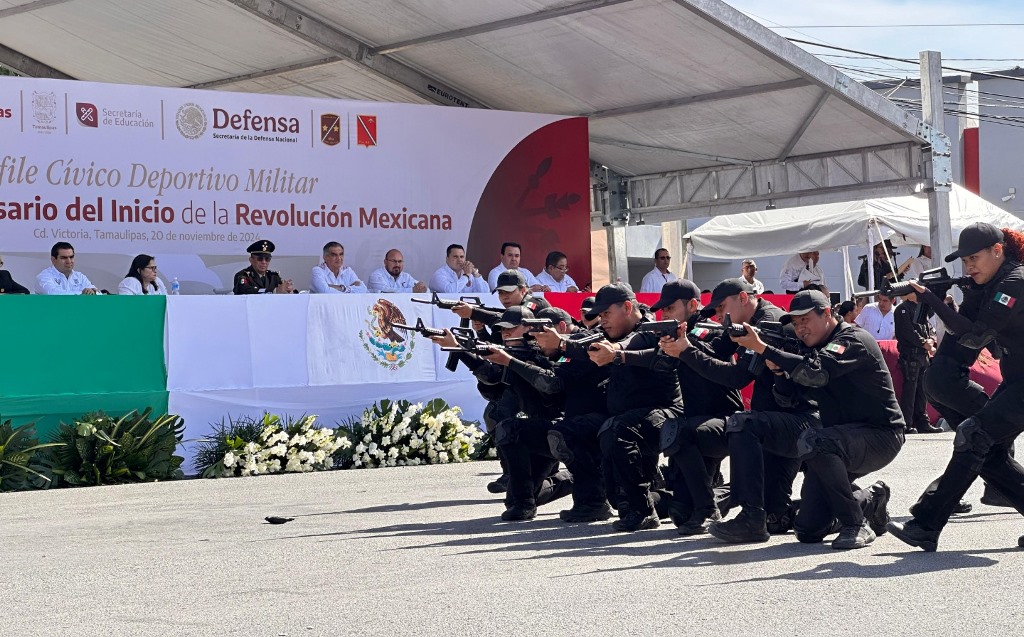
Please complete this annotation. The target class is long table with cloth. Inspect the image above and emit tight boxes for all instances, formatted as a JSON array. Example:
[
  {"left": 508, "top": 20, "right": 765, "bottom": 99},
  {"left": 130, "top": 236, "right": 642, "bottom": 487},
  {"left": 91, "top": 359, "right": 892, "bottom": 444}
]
[{"left": 1, "top": 293, "right": 1001, "bottom": 471}]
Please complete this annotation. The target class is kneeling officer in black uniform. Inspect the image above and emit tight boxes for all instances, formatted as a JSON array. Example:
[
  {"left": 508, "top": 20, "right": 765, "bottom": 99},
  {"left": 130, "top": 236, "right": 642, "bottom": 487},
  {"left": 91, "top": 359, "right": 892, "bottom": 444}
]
[
  {"left": 889, "top": 223, "right": 1024, "bottom": 551},
  {"left": 733, "top": 290, "right": 904, "bottom": 549}
]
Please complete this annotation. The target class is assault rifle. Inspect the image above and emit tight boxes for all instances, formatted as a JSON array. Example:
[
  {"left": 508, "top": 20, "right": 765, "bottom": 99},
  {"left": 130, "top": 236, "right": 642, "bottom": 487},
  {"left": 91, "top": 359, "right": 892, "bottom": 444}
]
[
  {"left": 856, "top": 266, "right": 972, "bottom": 322},
  {"left": 440, "top": 327, "right": 534, "bottom": 357},
  {"left": 522, "top": 318, "right": 554, "bottom": 333},
  {"left": 692, "top": 314, "right": 808, "bottom": 375},
  {"left": 636, "top": 319, "right": 682, "bottom": 339},
  {"left": 392, "top": 318, "right": 446, "bottom": 339},
  {"left": 412, "top": 292, "right": 502, "bottom": 371}
]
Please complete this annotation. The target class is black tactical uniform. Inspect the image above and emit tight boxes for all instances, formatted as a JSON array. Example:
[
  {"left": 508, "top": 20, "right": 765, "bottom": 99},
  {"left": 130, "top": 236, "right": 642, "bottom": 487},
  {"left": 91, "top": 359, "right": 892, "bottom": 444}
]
[
  {"left": 462, "top": 307, "right": 571, "bottom": 521},
  {"left": 679, "top": 285, "right": 820, "bottom": 541},
  {"left": 764, "top": 292, "right": 905, "bottom": 549},
  {"left": 893, "top": 298, "right": 939, "bottom": 433},
  {"left": 891, "top": 225, "right": 1024, "bottom": 550},
  {"left": 507, "top": 330, "right": 612, "bottom": 522}
]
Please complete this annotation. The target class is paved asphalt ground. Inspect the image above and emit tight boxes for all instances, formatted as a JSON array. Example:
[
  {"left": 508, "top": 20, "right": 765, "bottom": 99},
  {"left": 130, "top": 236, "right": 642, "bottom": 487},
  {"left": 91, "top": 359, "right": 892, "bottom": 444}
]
[{"left": 4, "top": 433, "right": 1023, "bottom": 637}]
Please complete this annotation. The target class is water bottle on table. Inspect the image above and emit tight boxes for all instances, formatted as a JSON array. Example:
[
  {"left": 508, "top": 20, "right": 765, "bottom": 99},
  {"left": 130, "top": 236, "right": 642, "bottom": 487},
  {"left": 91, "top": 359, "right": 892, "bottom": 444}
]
[{"left": 170, "top": 277, "right": 180, "bottom": 295}]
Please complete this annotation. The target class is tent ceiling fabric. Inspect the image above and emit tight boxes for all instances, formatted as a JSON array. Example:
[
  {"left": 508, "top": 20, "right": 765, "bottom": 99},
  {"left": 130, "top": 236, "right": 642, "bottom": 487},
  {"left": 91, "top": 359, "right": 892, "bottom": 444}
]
[{"left": 0, "top": 0, "right": 923, "bottom": 178}]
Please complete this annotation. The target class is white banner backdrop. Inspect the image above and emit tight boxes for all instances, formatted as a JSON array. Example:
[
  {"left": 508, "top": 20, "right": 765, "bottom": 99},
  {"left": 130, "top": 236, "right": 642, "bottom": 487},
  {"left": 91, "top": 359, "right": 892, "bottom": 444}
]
[
  {"left": 0, "top": 77, "right": 571, "bottom": 291},
  {"left": 165, "top": 294, "right": 504, "bottom": 467}
]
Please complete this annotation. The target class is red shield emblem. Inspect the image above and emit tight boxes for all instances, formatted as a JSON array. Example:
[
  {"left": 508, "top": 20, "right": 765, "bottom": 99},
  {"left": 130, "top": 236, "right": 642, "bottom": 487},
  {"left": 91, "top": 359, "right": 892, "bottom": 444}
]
[
  {"left": 320, "top": 113, "right": 340, "bottom": 146},
  {"left": 356, "top": 114, "right": 377, "bottom": 147}
]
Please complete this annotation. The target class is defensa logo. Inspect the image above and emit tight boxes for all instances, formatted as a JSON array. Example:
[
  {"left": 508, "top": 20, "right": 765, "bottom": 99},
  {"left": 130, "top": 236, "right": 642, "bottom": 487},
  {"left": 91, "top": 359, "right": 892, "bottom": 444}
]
[
  {"left": 213, "top": 108, "right": 300, "bottom": 134},
  {"left": 175, "top": 102, "right": 207, "bottom": 139}
]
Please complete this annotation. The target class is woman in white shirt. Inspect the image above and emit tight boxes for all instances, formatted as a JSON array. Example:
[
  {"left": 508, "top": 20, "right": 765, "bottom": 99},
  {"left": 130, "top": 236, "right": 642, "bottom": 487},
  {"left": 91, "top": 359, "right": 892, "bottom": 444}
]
[
  {"left": 535, "top": 251, "right": 580, "bottom": 293},
  {"left": 118, "top": 254, "right": 165, "bottom": 295}
]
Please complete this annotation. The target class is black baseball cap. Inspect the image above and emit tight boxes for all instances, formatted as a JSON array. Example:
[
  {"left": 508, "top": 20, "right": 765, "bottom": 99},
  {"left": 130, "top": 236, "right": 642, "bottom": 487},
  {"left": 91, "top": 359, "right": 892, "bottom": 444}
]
[
  {"left": 536, "top": 306, "right": 573, "bottom": 325},
  {"left": 494, "top": 305, "right": 535, "bottom": 328},
  {"left": 945, "top": 222, "right": 1004, "bottom": 262},
  {"left": 584, "top": 283, "right": 636, "bottom": 319},
  {"left": 580, "top": 295, "right": 597, "bottom": 315},
  {"left": 780, "top": 290, "right": 831, "bottom": 324},
  {"left": 651, "top": 279, "right": 701, "bottom": 311},
  {"left": 496, "top": 269, "right": 527, "bottom": 291},
  {"left": 699, "top": 278, "right": 756, "bottom": 318}
]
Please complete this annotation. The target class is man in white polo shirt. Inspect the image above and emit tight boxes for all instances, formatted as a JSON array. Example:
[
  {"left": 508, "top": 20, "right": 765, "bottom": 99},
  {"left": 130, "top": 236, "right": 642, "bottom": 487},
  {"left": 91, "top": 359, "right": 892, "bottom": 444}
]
[{"left": 35, "top": 242, "right": 98, "bottom": 295}]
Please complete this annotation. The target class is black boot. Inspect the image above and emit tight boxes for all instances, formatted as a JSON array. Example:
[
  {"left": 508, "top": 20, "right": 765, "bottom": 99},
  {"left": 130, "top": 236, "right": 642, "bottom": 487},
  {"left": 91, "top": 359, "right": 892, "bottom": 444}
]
[
  {"left": 678, "top": 507, "right": 722, "bottom": 536},
  {"left": 560, "top": 501, "right": 613, "bottom": 523},
  {"left": 981, "top": 486, "right": 1015, "bottom": 508},
  {"left": 915, "top": 421, "right": 943, "bottom": 434},
  {"left": 501, "top": 502, "right": 537, "bottom": 521},
  {"left": 886, "top": 519, "right": 940, "bottom": 552},
  {"left": 708, "top": 507, "right": 770, "bottom": 543},
  {"left": 832, "top": 521, "right": 876, "bottom": 550},
  {"left": 865, "top": 481, "right": 891, "bottom": 536},
  {"left": 612, "top": 507, "right": 660, "bottom": 532}
]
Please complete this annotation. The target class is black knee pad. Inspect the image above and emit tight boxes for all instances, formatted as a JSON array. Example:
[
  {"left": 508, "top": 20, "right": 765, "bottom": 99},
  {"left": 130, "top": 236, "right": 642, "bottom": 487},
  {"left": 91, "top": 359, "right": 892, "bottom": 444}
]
[
  {"left": 660, "top": 419, "right": 682, "bottom": 455},
  {"left": 953, "top": 417, "right": 994, "bottom": 456},
  {"left": 726, "top": 411, "right": 759, "bottom": 434},
  {"left": 547, "top": 430, "right": 574, "bottom": 464},
  {"left": 797, "top": 428, "right": 844, "bottom": 462},
  {"left": 495, "top": 418, "right": 520, "bottom": 447}
]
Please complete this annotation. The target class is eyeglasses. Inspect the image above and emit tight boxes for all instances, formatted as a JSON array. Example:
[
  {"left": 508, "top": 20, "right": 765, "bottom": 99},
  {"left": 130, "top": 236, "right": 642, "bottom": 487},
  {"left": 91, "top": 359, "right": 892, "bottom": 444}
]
[
  {"left": 550, "top": 265, "right": 569, "bottom": 272},
  {"left": 253, "top": 255, "right": 272, "bottom": 262},
  {"left": 657, "top": 256, "right": 671, "bottom": 260},
  {"left": 143, "top": 266, "right": 158, "bottom": 271}
]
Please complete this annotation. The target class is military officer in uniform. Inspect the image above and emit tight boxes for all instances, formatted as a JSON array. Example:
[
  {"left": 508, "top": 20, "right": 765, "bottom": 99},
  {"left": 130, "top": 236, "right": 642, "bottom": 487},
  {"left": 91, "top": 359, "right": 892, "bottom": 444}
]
[{"left": 233, "top": 240, "right": 295, "bottom": 295}]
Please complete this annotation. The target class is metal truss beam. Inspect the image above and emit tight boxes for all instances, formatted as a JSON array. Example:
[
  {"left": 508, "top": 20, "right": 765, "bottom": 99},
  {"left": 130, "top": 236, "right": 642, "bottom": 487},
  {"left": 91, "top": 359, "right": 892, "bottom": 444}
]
[
  {"left": 0, "top": 43, "right": 73, "bottom": 79},
  {"left": 627, "top": 142, "right": 923, "bottom": 221},
  {"left": 224, "top": 0, "right": 491, "bottom": 109},
  {"left": 0, "top": 0, "right": 75, "bottom": 20},
  {"left": 776, "top": 89, "right": 829, "bottom": 161},
  {"left": 186, "top": 57, "right": 337, "bottom": 90},
  {"left": 371, "top": 0, "right": 633, "bottom": 56},
  {"left": 584, "top": 78, "right": 810, "bottom": 119}
]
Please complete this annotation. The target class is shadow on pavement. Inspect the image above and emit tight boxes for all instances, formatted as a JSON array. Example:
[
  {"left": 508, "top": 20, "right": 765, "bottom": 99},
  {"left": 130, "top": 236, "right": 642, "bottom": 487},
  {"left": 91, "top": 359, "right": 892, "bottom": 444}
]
[{"left": 297, "top": 498, "right": 500, "bottom": 515}]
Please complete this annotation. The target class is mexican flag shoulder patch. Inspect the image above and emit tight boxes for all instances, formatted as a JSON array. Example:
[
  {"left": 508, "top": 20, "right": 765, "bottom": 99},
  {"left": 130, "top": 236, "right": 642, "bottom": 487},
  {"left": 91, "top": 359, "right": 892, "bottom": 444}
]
[
  {"left": 825, "top": 342, "right": 846, "bottom": 355},
  {"left": 994, "top": 292, "right": 1017, "bottom": 308},
  {"left": 690, "top": 327, "right": 711, "bottom": 339}
]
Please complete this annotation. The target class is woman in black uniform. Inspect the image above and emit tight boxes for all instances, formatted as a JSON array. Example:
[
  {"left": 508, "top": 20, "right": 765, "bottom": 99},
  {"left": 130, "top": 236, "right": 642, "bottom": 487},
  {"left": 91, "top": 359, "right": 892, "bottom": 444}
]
[{"left": 889, "top": 222, "right": 1024, "bottom": 551}]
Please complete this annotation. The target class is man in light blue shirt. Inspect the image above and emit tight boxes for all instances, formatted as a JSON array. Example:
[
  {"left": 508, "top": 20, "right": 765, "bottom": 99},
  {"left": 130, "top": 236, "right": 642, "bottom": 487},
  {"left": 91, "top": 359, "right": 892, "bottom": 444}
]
[
  {"left": 311, "top": 242, "right": 367, "bottom": 293},
  {"left": 367, "top": 249, "right": 428, "bottom": 293},
  {"left": 35, "top": 242, "right": 98, "bottom": 295},
  {"left": 429, "top": 243, "right": 489, "bottom": 293}
]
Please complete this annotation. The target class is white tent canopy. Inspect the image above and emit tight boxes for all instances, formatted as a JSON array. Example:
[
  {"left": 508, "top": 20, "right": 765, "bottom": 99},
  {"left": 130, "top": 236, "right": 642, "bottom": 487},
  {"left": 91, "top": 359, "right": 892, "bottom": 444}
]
[{"left": 683, "top": 185, "right": 1023, "bottom": 296}]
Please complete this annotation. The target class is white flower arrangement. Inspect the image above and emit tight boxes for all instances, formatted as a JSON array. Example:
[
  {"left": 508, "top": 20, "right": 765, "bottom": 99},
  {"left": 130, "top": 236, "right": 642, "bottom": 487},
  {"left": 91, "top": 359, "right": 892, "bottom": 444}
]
[
  {"left": 336, "top": 398, "right": 483, "bottom": 469},
  {"left": 201, "top": 413, "right": 351, "bottom": 478}
]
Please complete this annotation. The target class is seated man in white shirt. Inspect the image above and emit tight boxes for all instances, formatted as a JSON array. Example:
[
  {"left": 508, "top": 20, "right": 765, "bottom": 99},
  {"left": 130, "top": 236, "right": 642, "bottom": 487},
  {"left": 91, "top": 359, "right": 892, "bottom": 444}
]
[
  {"left": 639, "top": 248, "right": 678, "bottom": 292},
  {"left": 535, "top": 250, "right": 581, "bottom": 293},
  {"left": 779, "top": 251, "right": 828, "bottom": 295},
  {"left": 310, "top": 241, "right": 367, "bottom": 294},
  {"left": 367, "top": 249, "right": 428, "bottom": 293},
  {"left": 855, "top": 292, "right": 896, "bottom": 341},
  {"left": 35, "top": 241, "right": 98, "bottom": 295},
  {"left": 486, "top": 242, "right": 546, "bottom": 293},
  {"left": 429, "top": 243, "right": 490, "bottom": 294},
  {"left": 903, "top": 245, "right": 933, "bottom": 281}
]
